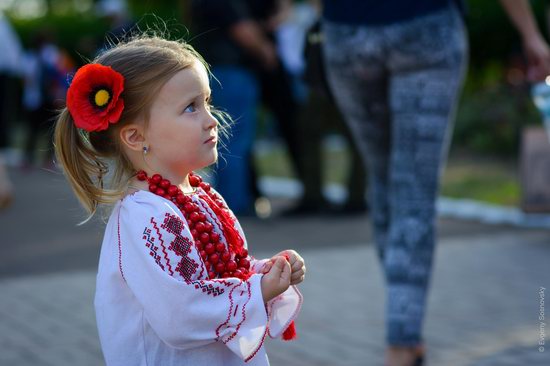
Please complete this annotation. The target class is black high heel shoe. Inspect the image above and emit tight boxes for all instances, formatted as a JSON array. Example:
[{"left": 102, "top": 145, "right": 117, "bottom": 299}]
[
  {"left": 413, "top": 344, "right": 425, "bottom": 366},
  {"left": 413, "top": 354, "right": 424, "bottom": 366}
]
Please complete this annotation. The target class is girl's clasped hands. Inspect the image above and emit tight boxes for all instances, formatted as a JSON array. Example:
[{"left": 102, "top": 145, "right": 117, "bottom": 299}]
[{"left": 260, "top": 250, "right": 306, "bottom": 303}]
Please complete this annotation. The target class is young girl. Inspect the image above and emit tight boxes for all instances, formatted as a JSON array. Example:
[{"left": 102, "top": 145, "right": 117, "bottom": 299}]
[{"left": 54, "top": 36, "right": 304, "bottom": 365}]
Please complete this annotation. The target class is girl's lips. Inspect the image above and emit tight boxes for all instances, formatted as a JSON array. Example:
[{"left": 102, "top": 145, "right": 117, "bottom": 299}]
[{"left": 204, "top": 136, "right": 217, "bottom": 144}]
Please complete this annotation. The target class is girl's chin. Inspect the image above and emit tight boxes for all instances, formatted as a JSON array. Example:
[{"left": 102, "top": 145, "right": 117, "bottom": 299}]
[{"left": 192, "top": 154, "right": 218, "bottom": 172}]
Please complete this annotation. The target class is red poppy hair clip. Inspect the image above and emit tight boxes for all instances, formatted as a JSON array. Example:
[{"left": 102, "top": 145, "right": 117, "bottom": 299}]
[{"left": 66, "top": 64, "right": 125, "bottom": 132}]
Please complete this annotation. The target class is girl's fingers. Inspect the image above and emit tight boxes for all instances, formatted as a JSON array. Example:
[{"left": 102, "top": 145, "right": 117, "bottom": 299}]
[
  {"left": 290, "top": 274, "right": 305, "bottom": 286},
  {"left": 290, "top": 268, "right": 305, "bottom": 282},
  {"left": 280, "top": 259, "right": 291, "bottom": 282},
  {"left": 291, "top": 259, "right": 304, "bottom": 273},
  {"left": 270, "top": 256, "right": 286, "bottom": 272}
]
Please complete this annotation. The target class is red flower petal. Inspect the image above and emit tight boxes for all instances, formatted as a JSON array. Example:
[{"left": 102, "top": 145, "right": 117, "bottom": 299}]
[
  {"left": 66, "top": 64, "right": 125, "bottom": 132},
  {"left": 108, "top": 99, "right": 125, "bottom": 124}
]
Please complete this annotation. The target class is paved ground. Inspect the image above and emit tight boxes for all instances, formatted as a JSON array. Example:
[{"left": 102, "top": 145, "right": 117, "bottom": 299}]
[{"left": 1, "top": 168, "right": 549, "bottom": 365}]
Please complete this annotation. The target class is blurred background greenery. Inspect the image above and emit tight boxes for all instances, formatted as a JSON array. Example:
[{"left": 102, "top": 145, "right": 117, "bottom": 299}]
[{"left": 1, "top": 0, "right": 548, "bottom": 206}]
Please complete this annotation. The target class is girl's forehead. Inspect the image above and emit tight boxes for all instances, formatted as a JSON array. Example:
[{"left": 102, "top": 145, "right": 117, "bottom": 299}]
[
  {"left": 193, "top": 61, "right": 210, "bottom": 88},
  {"left": 160, "top": 62, "right": 210, "bottom": 99}
]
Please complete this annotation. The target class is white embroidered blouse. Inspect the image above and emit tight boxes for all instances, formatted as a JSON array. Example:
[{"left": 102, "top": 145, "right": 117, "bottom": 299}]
[{"left": 94, "top": 189, "right": 302, "bottom": 366}]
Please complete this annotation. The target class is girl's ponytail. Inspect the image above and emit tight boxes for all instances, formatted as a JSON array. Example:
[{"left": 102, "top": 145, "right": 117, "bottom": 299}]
[{"left": 54, "top": 108, "right": 119, "bottom": 222}]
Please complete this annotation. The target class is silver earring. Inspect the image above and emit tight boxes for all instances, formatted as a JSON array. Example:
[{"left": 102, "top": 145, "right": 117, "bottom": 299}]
[{"left": 143, "top": 146, "right": 148, "bottom": 155}]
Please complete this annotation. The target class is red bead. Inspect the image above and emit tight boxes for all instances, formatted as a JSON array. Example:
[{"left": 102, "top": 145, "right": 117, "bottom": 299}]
[
  {"left": 176, "top": 194, "right": 186, "bottom": 204},
  {"left": 189, "top": 175, "right": 201, "bottom": 187},
  {"left": 240, "top": 249, "right": 248, "bottom": 258},
  {"left": 184, "top": 203, "right": 194, "bottom": 212},
  {"left": 221, "top": 251, "right": 231, "bottom": 262},
  {"left": 209, "top": 253, "right": 219, "bottom": 264},
  {"left": 159, "top": 179, "right": 170, "bottom": 189},
  {"left": 200, "top": 182, "right": 211, "bottom": 192},
  {"left": 168, "top": 185, "right": 179, "bottom": 196},
  {"left": 151, "top": 174, "right": 162, "bottom": 184},
  {"left": 148, "top": 184, "right": 158, "bottom": 192},
  {"left": 199, "top": 232, "right": 210, "bottom": 244},
  {"left": 215, "top": 262, "right": 225, "bottom": 273},
  {"left": 238, "top": 258, "right": 250, "bottom": 270},
  {"left": 198, "top": 213, "right": 206, "bottom": 221},
  {"left": 195, "top": 240, "right": 204, "bottom": 250},
  {"left": 195, "top": 222, "right": 205, "bottom": 232},
  {"left": 154, "top": 188, "right": 164, "bottom": 196},
  {"left": 200, "top": 250, "right": 207, "bottom": 260},
  {"left": 222, "top": 272, "right": 230, "bottom": 278},
  {"left": 215, "top": 242, "right": 225, "bottom": 253},
  {"left": 227, "top": 260, "right": 237, "bottom": 272},
  {"left": 203, "top": 222, "right": 213, "bottom": 232},
  {"left": 204, "top": 243, "right": 215, "bottom": 254},
  {"left": 234, "top": 269, "right": 243, "bottom": 279},
  {"left": 208, "top": 271, "right": 216, "bottom": 279},
  {"left": 210, "top": 232, "right": 220, "bottom": 242},
  {"left": 189, "top": 212, "right": 201, "bottom": 222},
  {"left": 163, "top": 194, "right": 171, "bottom": 200},
  {"left": 137, "top": 171, "right": 147, "bottom": 181},
  {"left": 191, "top": 229, "right": 199, "bottom": 239}
]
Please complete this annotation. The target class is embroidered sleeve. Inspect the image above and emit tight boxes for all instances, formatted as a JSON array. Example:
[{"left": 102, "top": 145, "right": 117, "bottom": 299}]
[{"left": 118, "top": 195, "right": 268, "bottom": 361}]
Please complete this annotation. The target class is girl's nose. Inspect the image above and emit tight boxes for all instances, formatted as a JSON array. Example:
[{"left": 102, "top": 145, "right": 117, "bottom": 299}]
[{"left": 205, "top": 112, "right": 218, "bottom": 129}]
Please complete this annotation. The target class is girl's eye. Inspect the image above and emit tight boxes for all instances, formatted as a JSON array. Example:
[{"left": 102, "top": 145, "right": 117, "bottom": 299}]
[{"left": 184, "top": 103, "right": 196, "bottom": 113}]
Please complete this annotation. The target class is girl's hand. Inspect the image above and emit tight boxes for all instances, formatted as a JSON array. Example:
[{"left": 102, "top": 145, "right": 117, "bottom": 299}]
[
  {"left": 260, "top": 256, "right": 291, "bottom": 303},
  {"left": 262, "top": 250, "right": 306, "bottom": 286}
]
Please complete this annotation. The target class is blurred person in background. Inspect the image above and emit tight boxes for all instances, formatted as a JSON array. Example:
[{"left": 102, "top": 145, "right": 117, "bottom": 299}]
[
  {"left": 278, "top": 0, "right": 368, "bottom": 215},
  {"left": 0, "top": 11, "right": 22, "bottom": 208},
  {"left": 22, "top": 30, "right": 73, "bottom": 169},
  {"left": 96, "top": 0, "right": 136, "bottom": 49},
  {"left": 0, "top": 155, "right": 13, "bottom": 209},
  {"left": 251, "top": 0, "right": 305, "bottom": 215},
  {"left": 191, "top": 0, "right": 302, "bottom": 216},
  {"left": 321, "top": 0, "right": 550, "bottom": 365}
]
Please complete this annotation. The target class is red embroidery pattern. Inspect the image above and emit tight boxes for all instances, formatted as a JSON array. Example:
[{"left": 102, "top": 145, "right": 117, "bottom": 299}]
[
  {"left": 211, "top": 279, "right": 235, "bottom": 287},
  {"left": 192, "top": 280, "right": 225, "bottom": 297},
  {"left": 143, "top": 226, "right": 165, "bottom": 271},
  {"left": 117, "top": 206, "right": 126, "bottom": 281},
  {"left": 149, "top": 217, "right": 174, "bottom": 275},
  {"left": 244, "top": 328, "right": 268, "bottom": 363},
  {"left": 267, "top": 286, "right": 303, "bottom": 339},
  {"left": 161, "top": 213, "right": 199, "bottom": 281},
  {"left": 217, "top": 282, "right": 252, "bottom": 344}
]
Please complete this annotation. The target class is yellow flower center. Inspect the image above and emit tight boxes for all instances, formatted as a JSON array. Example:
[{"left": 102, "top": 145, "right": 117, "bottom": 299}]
[{"left": 94, "top": 89, "right": 110, "bottom": 107}]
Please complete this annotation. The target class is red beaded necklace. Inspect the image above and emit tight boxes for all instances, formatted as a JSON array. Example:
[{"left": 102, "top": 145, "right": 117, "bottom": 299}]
[{"left": 136, "top": 170, "right": 252, "bottom": 280}]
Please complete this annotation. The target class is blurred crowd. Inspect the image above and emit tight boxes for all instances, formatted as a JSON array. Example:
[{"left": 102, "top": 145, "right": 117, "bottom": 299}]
[
  {"left": 189, "top": 0, "right": 367, "bottom": 216},
  {"left": 0, "top": 0, "right": 368, "bottom": 216},
  {"left": 0, "top": 0, "right": 549, "bottom": 220}
]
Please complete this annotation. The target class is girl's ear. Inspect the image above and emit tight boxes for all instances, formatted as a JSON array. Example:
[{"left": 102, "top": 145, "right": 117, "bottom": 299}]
[{"left": 119, "top": 124, "right": 146, "bottom": 152}]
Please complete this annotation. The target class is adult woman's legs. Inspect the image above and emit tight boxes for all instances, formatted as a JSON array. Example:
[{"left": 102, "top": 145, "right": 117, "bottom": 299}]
[
  {"left": 384, "top": 6, "right": 468, "bottom": 347},
  {"left": 324, "top": 4, "right": 467, "bottom": 363},
  {"left": 323, "top": 22, "right": 391, "bottom": 261}
]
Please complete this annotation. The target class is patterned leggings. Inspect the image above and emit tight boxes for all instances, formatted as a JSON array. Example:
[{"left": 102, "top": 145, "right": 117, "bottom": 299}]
[{"left": 323, "top": 5, "right": 468, "bottom": 346}]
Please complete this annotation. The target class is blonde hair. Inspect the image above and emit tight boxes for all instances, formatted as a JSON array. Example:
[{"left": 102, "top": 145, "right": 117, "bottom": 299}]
[{"left": 54, "top": 36, "right": 225, "bottom": 222}]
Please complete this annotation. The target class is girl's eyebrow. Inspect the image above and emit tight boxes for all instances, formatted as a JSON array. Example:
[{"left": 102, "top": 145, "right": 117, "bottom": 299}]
[
  {"left": 182, "top": 90, "right": 211, "bottom": 103},
  {"left": 177, "top": 90, "right": 212, "bottom": 109}
]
